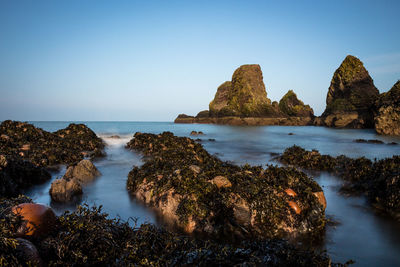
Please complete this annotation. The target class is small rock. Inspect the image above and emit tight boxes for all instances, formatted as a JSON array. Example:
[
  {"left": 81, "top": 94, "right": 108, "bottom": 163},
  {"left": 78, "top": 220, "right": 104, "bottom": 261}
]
[
  {"left": 12, "top": 203, "right": 57, "bottom": 238},
  {"left": 50, "top": 177, "right": 82, "bottom": 202},
  {"left": 288, "top": 133, "right": 294, "bottom": 136},
  {"left": 0, "top": 154, "right": 8, "bottom": 168},
  {"left": 189, "top": 165, "right": 201, "bottom": 174},
  {"left": 21, "top": 144, "right": 30, "bottom": 151},
  {"left": 15, "top": 238, "right": 43, "bottom": 266},
  {"left": 64, "top": 159, "right": 100, "bottom": 184},
  {"left": 209, "top": 176, "right": 232, "bottom": 188},
  {"left": 110, "top": 135, "right": 120, "bottom": 139}
]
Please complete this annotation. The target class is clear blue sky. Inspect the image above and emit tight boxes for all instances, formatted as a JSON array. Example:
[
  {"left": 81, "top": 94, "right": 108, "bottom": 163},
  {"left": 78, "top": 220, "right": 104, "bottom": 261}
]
[{"left": 1, "top": 0, "right": 399, "bottom": 121}]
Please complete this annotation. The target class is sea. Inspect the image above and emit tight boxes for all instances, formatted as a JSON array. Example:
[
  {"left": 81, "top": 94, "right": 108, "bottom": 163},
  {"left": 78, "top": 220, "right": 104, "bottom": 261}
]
[{"left": 24, "top": 121, "right": 400, "bottom": 266}]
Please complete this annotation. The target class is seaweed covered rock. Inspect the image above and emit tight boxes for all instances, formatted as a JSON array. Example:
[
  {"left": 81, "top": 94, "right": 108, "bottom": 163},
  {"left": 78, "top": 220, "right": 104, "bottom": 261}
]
[
  {"left": 375, "top": 80, "right": 400, "bottom": 135},
  {"left": 279, "top": 90, "right": 314, "bottom": 117},
  {"left": 0, "top": 120, "right": 105, "bottom": 167},
  {"left": 126, "top": 132, "right": 325, "bottom": 240},
  {"left": 209, "top": 81, "right": 232, "bottom": 116},
  {"left": 0, "top": 154, "right": 51, "bottom": 197},
  {"left": 0, "top": 197, "right": 331, "bottom": 266},
  {"left": 279, "top": 145, "right": 400, "bottom": 217},
  {"left": 320, "top": 55, "right": 379, "bottom": 128}
]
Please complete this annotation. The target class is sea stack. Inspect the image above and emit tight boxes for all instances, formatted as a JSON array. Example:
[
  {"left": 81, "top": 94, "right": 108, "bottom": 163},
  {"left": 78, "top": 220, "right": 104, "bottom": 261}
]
[
  {"left": 374, "top": 80, "right": 400, "bottom": 135},
  {"left": 319, "top": 55, "right": 379, "bottom": 128},
  {"left": 279, "top": 90, "right": 314, "bottom": 117}
]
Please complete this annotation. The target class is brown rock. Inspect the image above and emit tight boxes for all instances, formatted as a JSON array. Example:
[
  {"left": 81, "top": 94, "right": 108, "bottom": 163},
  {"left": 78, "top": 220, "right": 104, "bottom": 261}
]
[
  {"left": 287, "top": 201, "right": 301, "bottom": 214},
  {"left": 209, "top": 176, "right": 232, "bottom": 188},
  {"left": 64, "top": 159, "right": 100, "bottom": 184},
  {"left": 189, "top": 165, "right": 201, "bottom": 174},
  {"left": 12, "top": 203, "right": 57, "bottom": 238},
  {"left": 49, "top": 177, "right": 82, "bottom": 202},
  {"left": 375, "top": 80, "right": 400, "bottom": 135},
  {"left": 284, "top": 188, "right": 297, "bottom": 197}
]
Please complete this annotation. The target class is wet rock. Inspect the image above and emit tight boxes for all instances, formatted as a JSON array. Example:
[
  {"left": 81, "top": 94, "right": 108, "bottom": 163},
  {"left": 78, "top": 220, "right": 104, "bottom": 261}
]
[
  {"left": 126, "top": 132, "right": 326, "bottom": 240},
  {"left": 189, "top": 165, "right": 201, "bottom": 174},
  {"left": 190, "top": 131, "right": 204, "bottom": 136},
  {"left": 11, "top": 203, "right": 57, "bottom": 238},
  {"left": 50, "top": 177, "right": 82, "bottom": 202},
  {"left": 15, "top": 238, "right": 43, "bottom": 266},
  {"left": 110, "top": 135, "right": 120, "bottom": 139},
  {"left": 64, "top": 159, "right": 100, "bottom": 184},
  {"left": 320, "top": 55, "right": 379, "bottom": 128},
  {"left": 375, "top": 80, "right": 400, "bottom": 135},
  {"left": 209, "top": 175, "right": 232, "bottom": 188},
  {"left": 354, "top": 139, "right": 384, "bottom": 144}
]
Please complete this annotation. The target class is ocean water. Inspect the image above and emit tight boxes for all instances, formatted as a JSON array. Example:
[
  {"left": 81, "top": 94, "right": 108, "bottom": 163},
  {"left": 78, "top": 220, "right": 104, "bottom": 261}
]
[{"left": 25, "top": 121, "right": 400, "bottom": 266}]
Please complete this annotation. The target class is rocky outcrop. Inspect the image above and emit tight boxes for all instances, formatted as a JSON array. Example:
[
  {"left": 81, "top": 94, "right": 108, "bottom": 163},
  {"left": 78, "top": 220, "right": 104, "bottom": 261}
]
[
  {"left": 126, "top": 132, "right": 326, "bottom": 240},
  {"left": 375, "top": 80, "right": 400, "bottom": 135},
  {"left": 0, "top": 154, "right": 51, "bottom": 197},
  {"left": 0, "top": 120, "right": 105, "bottom": 167},
  {"left": 176, "top": 64, "right": 314, "bottom": 125},
  {"left": 320, "top": 55, "right": 379, "bottom": 128},
  {"left": 279, "top": 90, "right": 314, "bottom": 117}
]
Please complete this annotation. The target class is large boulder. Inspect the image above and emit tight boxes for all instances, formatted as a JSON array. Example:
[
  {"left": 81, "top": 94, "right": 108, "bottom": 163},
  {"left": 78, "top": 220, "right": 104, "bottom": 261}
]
[
  {"left": 375, "top": 80, "right": 400, "bottom": 135},
  {"left": 64, "top": 159, "right": 100, "bottom": 184},
  {"left": 279, "top": 90, "right": 314, "bottom": 117},
  {"left": 50, "top": 177, "right": 82, "bottom": 202},
  {"left": 321, "top": 55, "right": 379, "bottom": 128}
]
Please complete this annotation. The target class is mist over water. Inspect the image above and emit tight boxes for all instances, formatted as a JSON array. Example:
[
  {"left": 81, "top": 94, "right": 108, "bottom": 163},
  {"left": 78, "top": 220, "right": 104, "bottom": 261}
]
[{"left": 26, "top": 121, "right": 400, "bottom": 266}]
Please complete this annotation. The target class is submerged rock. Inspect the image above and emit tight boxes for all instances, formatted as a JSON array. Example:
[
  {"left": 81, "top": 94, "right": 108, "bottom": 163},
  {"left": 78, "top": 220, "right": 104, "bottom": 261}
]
[
  {"left": 126, "top": 132, "right": 325, "bottom": 240},
  {"left": 375, "top": 80, "right": 400, "bottom": 135},
  {"left": 320, "top": 55, "right": 379, "bottom": 128}
]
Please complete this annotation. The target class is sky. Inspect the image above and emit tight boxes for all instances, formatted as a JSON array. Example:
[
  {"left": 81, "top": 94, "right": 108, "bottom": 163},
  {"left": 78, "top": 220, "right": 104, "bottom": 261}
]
[{"left": 0, "top": 0, "right": 399, "bottom": 121}]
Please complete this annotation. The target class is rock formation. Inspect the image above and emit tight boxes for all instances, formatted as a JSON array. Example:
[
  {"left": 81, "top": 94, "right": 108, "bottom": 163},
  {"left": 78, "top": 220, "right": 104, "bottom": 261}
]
[
  {"left": 320, "top": 55, "right": 379, "bottom": 128},
  {"left": 175, "top": 64, "right": 313, "bottom": 125},
  {"left": 64, "top": 159, "right": 100, "bottom": 184},
  {"left": 374, "top": 80, "right": 400, "bottom": 135},
  {"left": 126, "top": 132, "right": 326, "bottom": 240},
  {"left": 279, "top": 90, "right": 314, "bottom": 117}
]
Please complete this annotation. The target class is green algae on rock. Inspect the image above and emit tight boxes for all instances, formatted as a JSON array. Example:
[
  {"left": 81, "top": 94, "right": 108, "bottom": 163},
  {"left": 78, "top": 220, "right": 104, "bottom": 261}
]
[
  {"left": 279, "top": 145, "right": 400, "bottom": 218},
  {"left": 0, "top": 197, "right": 331, "bottom": 266},
  {"left": 374, "top": 80, "right": 400, "bottom": 135},
  {"left": 320, "top": 55, "right": 379, "bottom": 128},
  {"left": 279, "top": 90, "right": 314, "bottom": 117},
  {"left": 126, "top": 132, "right": 326, "bottom": 240}
]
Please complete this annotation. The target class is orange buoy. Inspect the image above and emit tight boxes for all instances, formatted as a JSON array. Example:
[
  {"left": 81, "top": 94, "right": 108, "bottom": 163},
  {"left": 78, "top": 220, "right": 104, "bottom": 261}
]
[
  {"left": 287, "top": 201, "right": 301, "bottom": 214},
  {"left": 284, "top": 188, "right": 297, "bottom": 197},
  {"left": 12, "top": 203, "right": 57, "bottom": 238}
]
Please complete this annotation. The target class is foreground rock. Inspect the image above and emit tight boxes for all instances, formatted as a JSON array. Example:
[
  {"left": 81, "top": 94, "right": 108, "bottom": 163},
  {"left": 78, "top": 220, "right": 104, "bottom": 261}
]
[
  {"left": 374, "top": 80, "right": 400, "bottom": 135},
  {"left": 279, "top": 145, "right": 400, "bottom": 218},
  {"left": 319, "top": 55, "right": 379, "bottom": 128},
  {"left": 126, "top": 132, "right": 326, "bottom": 240},
  {"left": 175, "top": 64, "right": 314, "bottom": 125},
  {"left": 0, "top": 154, "right": 51, "bottom": 197},
  {"left": 0, "top": 196, "right": 332, "bottom": 266},
  {"left": 50, "top": 177, "right": 82, "bottom": 202},
  {"left": 0, "top": 120, "right": 105, "bottom": 167},
  {"left": 64, "top": 159, "right": 100, "bottom": 184}
]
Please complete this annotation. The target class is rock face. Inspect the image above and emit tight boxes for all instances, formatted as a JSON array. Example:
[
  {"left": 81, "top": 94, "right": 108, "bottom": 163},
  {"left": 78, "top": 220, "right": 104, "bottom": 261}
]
[
  {"left": 64, "top": 159, "right": 100, "bottom": 184},
  {"left": 375, "top": 81, "right": 400, "bottom": 135},
  {"left": 209, "top": 65, "right": 272, "bottom": 117},
  {"left": 279, "top": 90, "right": 314, "bottom": 117},
  {"left": 320, "top": 55, "right": 379, "bottom": 128},
  {"left": 126, "top": 132, "right": 325, "bottom": 240}
]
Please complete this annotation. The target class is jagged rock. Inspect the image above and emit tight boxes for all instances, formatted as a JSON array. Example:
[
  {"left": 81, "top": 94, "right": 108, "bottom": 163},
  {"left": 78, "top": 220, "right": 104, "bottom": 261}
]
[
  {"left": 279, "top": 90, "right": 314, "bottom": 117},
  {"left": 375, "top": 80, "right": 400, "bottom": 135},
  {"left": 50, "top": 177, "right": 82, "bottom": 202},
  {"left": 64, "top": 159, "right": 100, "bottom": 184},
  {"left": 196, "top": 110, "right": 210, "bottom": 118},
  {"left": 321, "top": 55, "right": 379, "bottom": 128},
  {"left": 209, "top": 81, "right": 232, "bottom": 116},
  {"left": 11, "top": 203, "right": 57, "bottom": 238}
]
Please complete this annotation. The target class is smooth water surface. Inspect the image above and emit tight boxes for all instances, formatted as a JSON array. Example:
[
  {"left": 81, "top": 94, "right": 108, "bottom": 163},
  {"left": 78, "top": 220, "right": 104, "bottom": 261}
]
[{"left": 26, "top": 121, "right": 400, "bottom": 266}]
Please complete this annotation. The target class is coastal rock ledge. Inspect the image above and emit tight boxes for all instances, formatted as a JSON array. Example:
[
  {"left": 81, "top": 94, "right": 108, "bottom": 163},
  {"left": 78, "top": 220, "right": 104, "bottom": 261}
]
[{"left": 126, "top": 132, "right": 326, "bottom": 240}]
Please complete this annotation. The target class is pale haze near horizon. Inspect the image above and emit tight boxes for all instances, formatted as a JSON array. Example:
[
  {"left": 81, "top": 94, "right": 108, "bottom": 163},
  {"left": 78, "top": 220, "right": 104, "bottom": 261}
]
[{"left": 0, "top": 0, "right": 399, "bottom": 121}]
